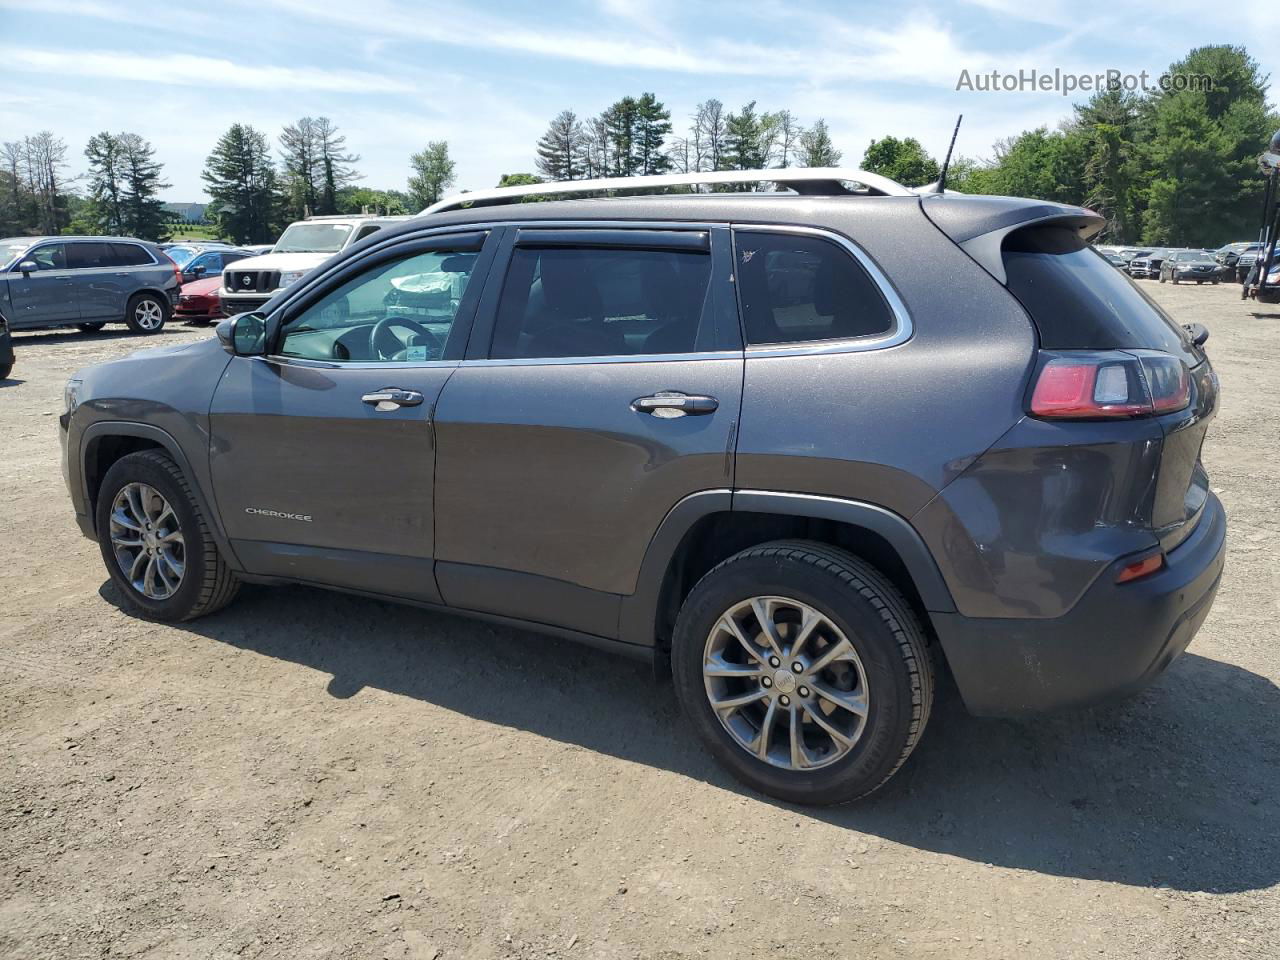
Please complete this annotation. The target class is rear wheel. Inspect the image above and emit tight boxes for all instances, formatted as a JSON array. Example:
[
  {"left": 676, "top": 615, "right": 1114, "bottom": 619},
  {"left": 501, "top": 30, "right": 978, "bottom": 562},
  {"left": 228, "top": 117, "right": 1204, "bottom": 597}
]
[
  {"left": 96, "top": 450, "right": 239, "bottom": 621},
  {"left": 125, "top": 293, "right": 168, "bottom": 335},
  {"left": 671, "top": 540, "right": 934, "bottom": 805},
  {"left": 77, "top": 321, "right": 106, "bottom": 333},
  {"left": 0, "top": 362, "right": 11, "bottom": 380}
]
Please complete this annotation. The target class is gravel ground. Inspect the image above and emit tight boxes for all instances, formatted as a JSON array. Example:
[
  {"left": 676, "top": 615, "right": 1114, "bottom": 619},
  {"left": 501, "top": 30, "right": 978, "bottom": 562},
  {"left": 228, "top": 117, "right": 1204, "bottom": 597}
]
[{"left": 1, "top": 283, "right": 1277, "bottom": 960}]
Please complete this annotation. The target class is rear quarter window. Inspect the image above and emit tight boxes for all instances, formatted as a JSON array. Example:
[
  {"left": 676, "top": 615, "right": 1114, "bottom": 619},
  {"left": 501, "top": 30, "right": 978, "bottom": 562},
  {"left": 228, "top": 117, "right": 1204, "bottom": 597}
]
[
  {"left": 733, "top": 231, "right": 894, "bottom": 346},
  {"left": 1002, "top": 226, "right": 1200, "bottom": 365}
]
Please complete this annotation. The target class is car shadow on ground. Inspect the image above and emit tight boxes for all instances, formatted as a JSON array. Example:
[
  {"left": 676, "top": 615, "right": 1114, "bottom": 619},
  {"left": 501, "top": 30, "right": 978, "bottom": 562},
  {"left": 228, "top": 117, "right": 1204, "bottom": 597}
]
[
  {"left": 0, "top": 378, "right": 27, "bottom": 388},
  {"left": 12, "top": 327, "right": 196, "bottom": 346},
  {"left": 102, "top": 579, "right": 1279, "bottom": 895}
]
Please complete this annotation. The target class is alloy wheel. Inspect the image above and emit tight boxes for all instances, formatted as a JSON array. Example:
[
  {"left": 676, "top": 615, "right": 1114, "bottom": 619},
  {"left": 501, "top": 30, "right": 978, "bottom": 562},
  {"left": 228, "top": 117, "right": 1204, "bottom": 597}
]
[
  {"left": 702, "top": 595, "right": 869, "bottom": 771},
  {"left": 134, "top": 299, "right": 164, "bottom": 330},
  {"left": 109, "top": 482, "right": 185, "bottom": 600}
]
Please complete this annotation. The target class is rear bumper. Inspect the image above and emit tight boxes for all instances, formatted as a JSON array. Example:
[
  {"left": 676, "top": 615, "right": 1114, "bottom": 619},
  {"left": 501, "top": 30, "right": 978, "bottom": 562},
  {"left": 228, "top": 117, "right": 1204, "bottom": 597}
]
[{"left": 933, "top": 493, "right": 1226, "bottom": 716}]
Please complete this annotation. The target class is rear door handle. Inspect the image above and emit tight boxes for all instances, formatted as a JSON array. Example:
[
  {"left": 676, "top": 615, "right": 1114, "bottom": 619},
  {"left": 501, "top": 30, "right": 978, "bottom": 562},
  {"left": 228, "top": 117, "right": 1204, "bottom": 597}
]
[
  {"left": 632, "top": 391, "right": 719, "bottom": 418},
  {"left": 362, "top": 387, "right": 425, "bottom": 411}
]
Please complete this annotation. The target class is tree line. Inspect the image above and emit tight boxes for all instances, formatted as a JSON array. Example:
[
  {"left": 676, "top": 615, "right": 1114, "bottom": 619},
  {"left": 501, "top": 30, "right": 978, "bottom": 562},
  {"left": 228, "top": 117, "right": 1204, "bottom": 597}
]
[
  {"left": 530, "top": 94, "right": 840, "bottom": 182},
  {"left": 2, "top": 44, "right": 1274, "bottom": 249}
]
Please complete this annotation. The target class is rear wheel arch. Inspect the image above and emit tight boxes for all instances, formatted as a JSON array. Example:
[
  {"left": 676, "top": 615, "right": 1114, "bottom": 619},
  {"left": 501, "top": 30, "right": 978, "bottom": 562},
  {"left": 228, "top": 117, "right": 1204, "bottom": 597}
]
[{"left": 621, "top": 491, "right": 956, "bottom": 654}]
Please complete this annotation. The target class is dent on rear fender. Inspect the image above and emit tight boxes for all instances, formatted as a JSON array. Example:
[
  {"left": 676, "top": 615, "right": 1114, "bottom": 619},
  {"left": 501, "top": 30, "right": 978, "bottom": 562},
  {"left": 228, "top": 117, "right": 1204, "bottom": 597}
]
[{"left": 911, "top": 418, "right": 1165, "bottom": 619}]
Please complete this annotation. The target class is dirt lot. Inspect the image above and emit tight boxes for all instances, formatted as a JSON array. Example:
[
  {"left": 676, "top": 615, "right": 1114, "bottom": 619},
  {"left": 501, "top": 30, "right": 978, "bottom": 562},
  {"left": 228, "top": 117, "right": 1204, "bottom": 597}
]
[{"left": 1, "top": 283, "right": 1277, "bottom": 960}]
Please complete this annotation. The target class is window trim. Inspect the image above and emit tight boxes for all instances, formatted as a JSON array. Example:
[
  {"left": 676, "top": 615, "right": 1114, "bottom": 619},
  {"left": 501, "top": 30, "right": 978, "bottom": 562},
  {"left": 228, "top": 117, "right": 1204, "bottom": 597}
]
[
  {"left": 262, "top": 230, "right": 492, "bottom": 367},
  {"left": 107, "top": 241, "right": 159, "bottom": 267},
  {"left": 465, "top": 223, "right": 733, "bottom": 366},
  {"left": 12, "top": 241, "right": 67, "bottom": 272},
  {"left": 730, "top": 224, "right": 912, "bottom": 358}
]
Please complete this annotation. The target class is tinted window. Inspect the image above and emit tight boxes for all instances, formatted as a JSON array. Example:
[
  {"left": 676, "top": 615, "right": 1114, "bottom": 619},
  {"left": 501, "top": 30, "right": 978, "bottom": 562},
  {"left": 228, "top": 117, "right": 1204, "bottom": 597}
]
[
  {"left": 491, "top": 245, "right": 711, "bottom": 359},
  {"left": 189, "top": 253, "right": 221, "bottom": 273},
  {"left": 67, "top": 241, "right": 115, "bottom": 269},
  {"left": 223, "top": 252, "right": 248, "bottom": 267},
  {"left": 24, "top": 243, "right": 66, "bottom": 270},
  {"left": 1002, "top": 227, "right": 1199, "bottom": 364},
  {"left": 279, "top": 246, "right": 479, "bottom": 363},
  {"left": 734, "top": 231, "right": 894, "bottom": 345},
  {"left": 354, "top": 224, "right": 383, "bottom": 242},
  {"left": 110, "top": 243, "right": 154, "bottom": 266}
]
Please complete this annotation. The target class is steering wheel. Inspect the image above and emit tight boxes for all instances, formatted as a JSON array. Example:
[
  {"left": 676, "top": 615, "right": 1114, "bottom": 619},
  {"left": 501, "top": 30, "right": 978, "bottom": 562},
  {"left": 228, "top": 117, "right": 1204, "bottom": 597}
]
[{"left": 368, "top": 315, "right": 443, "bottom": 361}]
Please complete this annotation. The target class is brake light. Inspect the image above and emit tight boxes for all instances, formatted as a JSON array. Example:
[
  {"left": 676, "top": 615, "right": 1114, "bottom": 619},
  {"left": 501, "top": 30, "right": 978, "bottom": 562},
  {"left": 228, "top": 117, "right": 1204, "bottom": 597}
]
[
  {"left": 1029, "top": 351, "right": 1190, "bottom": 419},
  {"left": 163, "top": 252, "right": 182, "bottom": 286},
  {"left": 1116, "top": 552, "right": 1165, "bottom": 583}
]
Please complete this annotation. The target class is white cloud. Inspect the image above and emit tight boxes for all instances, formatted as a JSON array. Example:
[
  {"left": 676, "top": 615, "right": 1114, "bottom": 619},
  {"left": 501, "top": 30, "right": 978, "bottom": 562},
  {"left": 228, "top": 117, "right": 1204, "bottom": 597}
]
[{"left": 0, "top": 47, "right": 417, "bottom": 94}]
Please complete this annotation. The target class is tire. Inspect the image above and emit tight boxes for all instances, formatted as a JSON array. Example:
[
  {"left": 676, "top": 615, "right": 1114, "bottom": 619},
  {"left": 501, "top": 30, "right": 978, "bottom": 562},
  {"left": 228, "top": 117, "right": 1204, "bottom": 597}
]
[
  {"left": 1212, "top": 279, "right": 1220, "bottom": 285},
  {"left": 1159, "top": 274, "right": 1166, "bottom": 283},
  {"left": 1170, "top": 274, "right": 1178, "bottom": 284},
  {"left": 671, "top": 540, "right": 934, "bottom": 805},
  {"left": 125, "top": 293, "right": 168, "bottom": 335},
  {"left": 77, "top": 322, "right": 107, "bottom": 333},
  {"left": 95, "top": 450, "right": 239, "bottom": 621},
  {"left": 0, "top": 362, "right": 11, "bottom": 380}
]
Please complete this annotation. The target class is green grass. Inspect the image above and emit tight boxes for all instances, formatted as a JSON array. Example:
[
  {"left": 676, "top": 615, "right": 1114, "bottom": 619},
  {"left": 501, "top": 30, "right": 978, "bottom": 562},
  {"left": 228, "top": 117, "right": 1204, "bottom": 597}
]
[{"left": 166, "top": 224, "right": 221, "bottom": 242}]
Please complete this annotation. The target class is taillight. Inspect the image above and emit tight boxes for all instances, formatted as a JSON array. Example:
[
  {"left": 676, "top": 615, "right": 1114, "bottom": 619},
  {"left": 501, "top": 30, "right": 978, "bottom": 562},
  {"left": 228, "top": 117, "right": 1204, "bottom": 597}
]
[
  {"left": 163, "top": 252, "right": 182, "bottom": 286},
  {"left": 1116, "top": 551, "right": 1165, "bottom": 583},
  {"left": 1029, "top": 351, "right": 1190, "bottom": 420}
]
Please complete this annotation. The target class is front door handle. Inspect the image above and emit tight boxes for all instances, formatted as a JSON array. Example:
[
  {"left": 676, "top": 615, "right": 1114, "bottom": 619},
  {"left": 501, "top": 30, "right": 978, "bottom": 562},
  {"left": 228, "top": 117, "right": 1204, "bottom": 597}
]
[
  {"left": 362, "top": 387, "right": 425, "bottom": 411},
  {"left": 632, "top": 391, "right": 719, "bottom": 418}
]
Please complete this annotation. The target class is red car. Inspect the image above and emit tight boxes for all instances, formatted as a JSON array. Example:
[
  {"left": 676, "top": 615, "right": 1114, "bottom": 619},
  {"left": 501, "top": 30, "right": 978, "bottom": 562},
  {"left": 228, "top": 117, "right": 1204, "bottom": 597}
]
[{"left": 173, "top": 276, "right": 224, "bottom": 326}]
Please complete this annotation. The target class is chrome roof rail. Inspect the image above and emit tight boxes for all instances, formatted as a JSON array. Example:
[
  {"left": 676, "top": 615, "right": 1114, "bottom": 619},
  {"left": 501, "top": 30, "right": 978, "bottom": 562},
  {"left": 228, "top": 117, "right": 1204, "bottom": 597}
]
[{"left": 419, "top": 167, "right": 913, "bottom": 215}]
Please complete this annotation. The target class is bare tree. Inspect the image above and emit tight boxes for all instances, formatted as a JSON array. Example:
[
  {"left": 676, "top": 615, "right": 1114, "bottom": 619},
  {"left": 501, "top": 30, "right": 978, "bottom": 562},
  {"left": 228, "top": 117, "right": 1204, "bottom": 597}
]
[{"left": 693, "top": 99, "right": 727, "bottom": 173}]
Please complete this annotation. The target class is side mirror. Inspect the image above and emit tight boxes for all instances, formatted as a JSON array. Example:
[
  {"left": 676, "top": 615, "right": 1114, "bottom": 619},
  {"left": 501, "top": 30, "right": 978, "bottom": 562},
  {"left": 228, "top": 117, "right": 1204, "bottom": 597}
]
[
  {"left": 1184, "top": 322, "right": 1209, "bottom": 347},
  {"left": 191, "top": 265, "right": 206, "bottom": 278},
  {"left": 17, "top": 260, "right": 37, "bottom": 276},
  {"left": 216, "top": 312, "right": 267, "bottom": 357}
]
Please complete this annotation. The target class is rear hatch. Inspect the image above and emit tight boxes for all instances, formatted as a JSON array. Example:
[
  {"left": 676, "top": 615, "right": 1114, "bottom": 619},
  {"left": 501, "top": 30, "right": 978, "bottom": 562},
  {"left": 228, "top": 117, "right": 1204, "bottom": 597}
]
[{"left": 1000, "top": 225, "right": 1216, "bottom": 549}]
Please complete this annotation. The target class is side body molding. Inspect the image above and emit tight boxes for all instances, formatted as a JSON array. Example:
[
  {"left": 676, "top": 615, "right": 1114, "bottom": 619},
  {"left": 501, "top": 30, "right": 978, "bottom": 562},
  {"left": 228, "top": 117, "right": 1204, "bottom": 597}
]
[
  {"left": 619, "top": 488, "right": 956, "bottom": 649},
  {"left": 79, "top": 421, "right": 243, "bottom": 571}
]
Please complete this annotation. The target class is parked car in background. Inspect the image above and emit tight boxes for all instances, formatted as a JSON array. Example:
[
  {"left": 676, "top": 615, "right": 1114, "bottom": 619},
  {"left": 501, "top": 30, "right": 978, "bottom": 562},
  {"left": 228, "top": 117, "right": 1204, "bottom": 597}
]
[
  {"left": 219, "top": 215, "right": 408, "bottom": 317},
  {"left": 1102, "top": 251, "right": 1130, "bottom": 268},
  {"left": 1129, "top": 248, "right": 1172, "bottom": 279},
  {"left": 1215, "top": 241, "right": 1260, "bottom": 275},
  {"left": 174, "top": 276, "right": 226, "bottom": 326},
  {"left": 165, "top": 243, "right": 254, "bottom": 284},
  {"left": 1, "top": 236, "right": 180, "bottom": 334},
  {"left": 1235, "top": 246, "right": 1271, "bottom": 283},
  {"left": 0, "top": 310, "right": 12, "bottom": 379},
  {"left": 239, "top": 244, "right": 275, "bottom": 256},
  {"left": 60, "top": 169, "right": 1225, "bottom": 805},
  {"left": 1160, "top": 249, "right": 1224, "bottom": 284}
]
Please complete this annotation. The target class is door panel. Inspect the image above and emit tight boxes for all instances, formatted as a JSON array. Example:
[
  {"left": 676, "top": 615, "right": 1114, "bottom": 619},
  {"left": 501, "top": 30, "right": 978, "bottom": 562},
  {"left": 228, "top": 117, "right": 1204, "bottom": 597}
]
[
  {"left": 6, "top": 243, "right": 78, "bottom": 328},
  {"left": 432, "top": 225, "right": 744, "bottom": 630},
  {"left": 206, "top": 230, "right": 495, "bottom": 601},
  {"left": 68, "top": 241, "right": 130, "bottom": 320},
  {"left": 434, "top": 356, "right": 743, "bottom": 599},
  {"left": 209, "top": 358, "right": 455, "bottom": 601}
]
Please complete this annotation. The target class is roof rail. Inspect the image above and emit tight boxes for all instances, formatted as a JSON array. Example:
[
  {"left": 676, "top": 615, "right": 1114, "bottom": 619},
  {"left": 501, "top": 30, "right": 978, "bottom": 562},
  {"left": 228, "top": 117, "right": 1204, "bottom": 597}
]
[{"left": 420, "top": 167, "right": 913, "bottom": 216}]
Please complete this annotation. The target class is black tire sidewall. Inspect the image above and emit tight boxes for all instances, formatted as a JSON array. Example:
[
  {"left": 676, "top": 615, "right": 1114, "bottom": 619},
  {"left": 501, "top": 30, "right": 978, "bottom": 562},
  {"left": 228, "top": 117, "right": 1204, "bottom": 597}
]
[
  {"left": 95, "top": 453, "right": 209, "bottom": 620},
  {"left": 126, "top": 293, "right": 168, "bottom": 334},
  {"left": 672, "top": 552, "right": 921, "bottom": 804}
]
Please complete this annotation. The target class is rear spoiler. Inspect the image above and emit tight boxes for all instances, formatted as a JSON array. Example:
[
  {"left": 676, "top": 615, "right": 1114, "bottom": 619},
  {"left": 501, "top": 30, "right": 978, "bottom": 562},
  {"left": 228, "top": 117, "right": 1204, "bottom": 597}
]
[{"left": 920, "top": 195, "right": 1105, "bottom": 285}]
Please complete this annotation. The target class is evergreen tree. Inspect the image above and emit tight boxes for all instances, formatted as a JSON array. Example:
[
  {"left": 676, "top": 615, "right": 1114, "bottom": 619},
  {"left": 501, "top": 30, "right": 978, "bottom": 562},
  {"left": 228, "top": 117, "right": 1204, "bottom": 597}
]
[
  {"left": 202, "top": 124, "right": 280, "bottom": 244},
  {"left": 724, "top": 101, "right": 765, "bottom": 172},
  {"left": 634, "top": 93, "right": 672, "bottom": 176},
  {"left": 602, "top": 97, "right": 640, "bottom": 176},
  {"left": 799, "top": 119, "right": 841, "bottom": 167},
  {"left": 407, "top": 141, "right": 456, "bottom": 209},
  {"left": 535, "top": 110, "right": 584, "bottom": 181},
  {"left": 117, "top": 133, "right": 170, "bottom": 241},
  {"left": 83, "top": 132, "right": 126, "bottom": 235}
]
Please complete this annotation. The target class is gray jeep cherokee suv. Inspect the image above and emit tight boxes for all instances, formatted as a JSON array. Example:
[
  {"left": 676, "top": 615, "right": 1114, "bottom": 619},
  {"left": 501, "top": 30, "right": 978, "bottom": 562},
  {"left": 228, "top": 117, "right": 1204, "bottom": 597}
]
[{"left": 59, "top": 171, "right": 1225, "bottom": 804}]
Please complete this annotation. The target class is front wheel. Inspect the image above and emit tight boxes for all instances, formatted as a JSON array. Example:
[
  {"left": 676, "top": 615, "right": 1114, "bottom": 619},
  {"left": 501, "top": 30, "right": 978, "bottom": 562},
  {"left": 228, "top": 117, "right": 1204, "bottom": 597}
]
[
  {"left": 0, "top": 362, "right": 11, "bottom": 380},
  {"left": 671, "top": 540, "right": 934, "bottom": 805},
  {"left": 125, "top": 293, "right": 168, "bottom": 335},
  {"left": 96, "top": 450, "right": 239, "bottom": 621}
]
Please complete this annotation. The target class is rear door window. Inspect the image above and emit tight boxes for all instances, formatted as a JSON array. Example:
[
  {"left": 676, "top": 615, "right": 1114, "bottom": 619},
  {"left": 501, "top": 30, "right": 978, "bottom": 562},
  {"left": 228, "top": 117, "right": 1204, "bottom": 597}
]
[
  {"left": 1002, "top": 226, "right": 1200, "bottom": 365},
  {"left": 490, "top": 237, "right": 713, "bottom": 359},
  {"left": 67, "top": 241, "right": 113, "bottom": 269},
  {"left": 733, "top": 231, "right": 895, "bottom": 345}
]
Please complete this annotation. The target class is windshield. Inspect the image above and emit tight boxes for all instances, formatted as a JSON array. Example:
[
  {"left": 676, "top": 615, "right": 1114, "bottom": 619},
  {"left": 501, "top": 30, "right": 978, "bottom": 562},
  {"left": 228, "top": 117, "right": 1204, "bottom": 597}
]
[
  {"left": 0, "top": 239, "right": 33, "bottom": 267},
  {"left": 165, "top": 245, "right": 199, "bottom": 267},
  {"left": 274, "top": 223, "right": 353, "bottom": 254},
  {"left": 1175, "top": 251, "right": 1200, "bottom": 261}
]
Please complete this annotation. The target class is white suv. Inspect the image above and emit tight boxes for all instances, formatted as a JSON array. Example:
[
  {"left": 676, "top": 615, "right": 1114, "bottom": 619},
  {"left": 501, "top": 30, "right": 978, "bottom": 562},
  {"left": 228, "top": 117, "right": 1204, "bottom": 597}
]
[{"left": 219, "top": 215, "right": 409, "bottom": 316}]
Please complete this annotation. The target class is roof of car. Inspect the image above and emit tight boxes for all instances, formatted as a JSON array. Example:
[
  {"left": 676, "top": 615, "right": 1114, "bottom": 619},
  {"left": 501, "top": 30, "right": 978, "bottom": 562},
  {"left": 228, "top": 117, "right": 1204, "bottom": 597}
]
[{"left": 3, "top": 235, "right": 152, "bottom": 244}]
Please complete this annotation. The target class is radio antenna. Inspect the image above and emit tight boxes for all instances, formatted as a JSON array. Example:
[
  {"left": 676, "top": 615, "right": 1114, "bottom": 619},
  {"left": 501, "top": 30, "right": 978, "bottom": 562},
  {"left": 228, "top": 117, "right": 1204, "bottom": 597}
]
[{"left": 936, "top": 114, "right": 963, "bottom": 193}]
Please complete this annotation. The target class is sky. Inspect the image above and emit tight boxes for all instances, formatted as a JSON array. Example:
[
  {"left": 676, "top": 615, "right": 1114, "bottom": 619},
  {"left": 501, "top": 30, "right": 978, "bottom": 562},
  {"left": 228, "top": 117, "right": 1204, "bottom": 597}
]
[{"left": 2, "top": 0, "right": 1277, "bottom": 204}]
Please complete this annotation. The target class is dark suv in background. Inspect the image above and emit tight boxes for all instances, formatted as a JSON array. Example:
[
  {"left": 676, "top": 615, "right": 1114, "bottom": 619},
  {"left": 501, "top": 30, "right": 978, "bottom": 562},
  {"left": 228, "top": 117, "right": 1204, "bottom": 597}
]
[
  {"left": 1, "top": 236, "right": 180, "bottom": 334},
  {"left": 59, "top": 171, "right": 1225, "bottom": 805}
]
